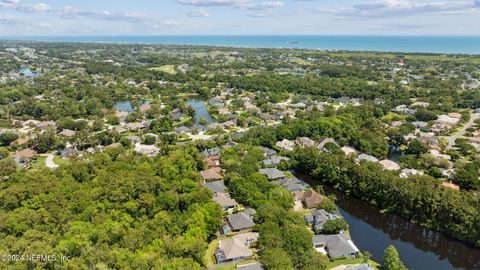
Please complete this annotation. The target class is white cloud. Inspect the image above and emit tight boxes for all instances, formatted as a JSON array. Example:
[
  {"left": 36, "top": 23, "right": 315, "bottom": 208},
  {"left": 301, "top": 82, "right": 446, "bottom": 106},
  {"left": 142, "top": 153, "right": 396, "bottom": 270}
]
[
  {"left": 177, "top": 0, "right": 284, "bottom": 10},
  {"left": 183, "top": 9, "right": 210, "bottom": 17},
  {"left": 317, "top": 0, "right": 480, "bottom": 18},
  {"left": 0, "top": 0, "right": 178, "bottom": 29},
  {"left": 0, "top": 0, "right": 50, "bottom": 12},
  {"left": 0, "top": 14, "right": 21, "bottom": 24}
]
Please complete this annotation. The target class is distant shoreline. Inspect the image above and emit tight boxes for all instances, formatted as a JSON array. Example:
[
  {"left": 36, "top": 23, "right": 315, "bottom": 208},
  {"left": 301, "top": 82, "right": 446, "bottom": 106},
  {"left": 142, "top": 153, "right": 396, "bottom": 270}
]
[{"left": 1, "top": 35, "right": 480, "bottom": 55}]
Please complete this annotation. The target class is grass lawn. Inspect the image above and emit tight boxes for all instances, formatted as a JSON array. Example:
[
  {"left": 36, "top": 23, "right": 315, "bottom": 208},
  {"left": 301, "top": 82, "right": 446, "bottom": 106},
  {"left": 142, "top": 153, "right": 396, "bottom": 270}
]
[
  {"left": 173, "top": 116, "right": 193, "bottom": 127},
  {"left": 30, "top": 156, "right": 46, "bottom": 169},
  {"left": 212, "top": 264, "right": 236, "bottom": 270},
  {"left": 149, "top": 65, "right": 177, "bottom": 75},
  {"left": 53, "top": 156, "right": 70, "bottom": 166}
]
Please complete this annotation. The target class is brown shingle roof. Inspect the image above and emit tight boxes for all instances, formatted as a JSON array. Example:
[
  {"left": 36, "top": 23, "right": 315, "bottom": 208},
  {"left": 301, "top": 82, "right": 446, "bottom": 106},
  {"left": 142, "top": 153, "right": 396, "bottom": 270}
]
[
  {"left": 14, "top": 148, "right": 37, "bottom": 159},
  {"left": 201, "top": 168, "right": 223, "bottom": 181}
]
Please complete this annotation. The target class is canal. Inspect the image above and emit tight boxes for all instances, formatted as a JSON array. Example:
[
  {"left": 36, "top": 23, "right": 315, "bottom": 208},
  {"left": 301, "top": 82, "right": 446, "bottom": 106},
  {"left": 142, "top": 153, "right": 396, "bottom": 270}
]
[{"left": 294, "top": 173, "right": 480, "bottom": 270}]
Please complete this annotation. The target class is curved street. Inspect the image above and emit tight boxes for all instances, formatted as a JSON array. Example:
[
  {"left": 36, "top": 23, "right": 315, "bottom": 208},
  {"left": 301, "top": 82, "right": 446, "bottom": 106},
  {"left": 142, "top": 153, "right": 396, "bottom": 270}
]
[{"left": 444, "top": 113, "right": 480, "bottom": 149}]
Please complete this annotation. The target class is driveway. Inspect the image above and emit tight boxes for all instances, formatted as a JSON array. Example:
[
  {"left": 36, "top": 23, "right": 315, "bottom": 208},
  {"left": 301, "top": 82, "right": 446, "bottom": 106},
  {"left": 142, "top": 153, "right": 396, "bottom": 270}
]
[
  {"left": 445, "top": 113, "right": 479, "bottom": 149},
  {"left": 45, "top": 154, "right": 59, "bottom": 169}
]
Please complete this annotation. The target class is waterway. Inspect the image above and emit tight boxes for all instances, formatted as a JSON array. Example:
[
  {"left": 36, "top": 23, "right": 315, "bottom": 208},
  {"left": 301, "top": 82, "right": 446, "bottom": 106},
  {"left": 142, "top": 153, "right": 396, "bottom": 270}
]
[
  {"left": 19, "top": 67, "right": 39, "bottom": 78},
  {"left": 114, "top": 100, "right": 150, "bottom": 112},
  {"left": 295, "top": 173, "right": 480, "bottom": 270},
  {"left": 186, "top": 97, "right": 216, "bottom": 126}
]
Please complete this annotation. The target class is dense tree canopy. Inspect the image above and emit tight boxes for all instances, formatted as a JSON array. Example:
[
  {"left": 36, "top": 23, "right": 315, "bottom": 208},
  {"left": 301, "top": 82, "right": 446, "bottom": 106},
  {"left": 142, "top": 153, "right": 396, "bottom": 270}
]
[{"left": 0, "top": 147, "right": 222, "bottom": 269}]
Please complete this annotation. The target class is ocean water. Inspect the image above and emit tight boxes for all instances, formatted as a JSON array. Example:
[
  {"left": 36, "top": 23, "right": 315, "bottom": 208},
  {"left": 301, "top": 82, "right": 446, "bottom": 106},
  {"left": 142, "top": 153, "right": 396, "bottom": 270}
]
[{"left": 4, "top": 35, "right": 480, "bottom": 54}]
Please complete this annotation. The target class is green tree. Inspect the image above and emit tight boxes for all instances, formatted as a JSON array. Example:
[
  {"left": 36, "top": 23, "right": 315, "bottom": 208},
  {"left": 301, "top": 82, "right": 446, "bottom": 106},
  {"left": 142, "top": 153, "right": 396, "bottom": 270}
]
[
  {"left": 320, "top": 218, "right": 349, "bottom": 234},
  {"left": 382, "top": 245, "right": 407, "bottom": 270},
  {"left": 260, "top": 248, "right": 295, "bottom": 270},
  {"left": 0, "top": 158, "right": 17, "bottom": 177},
  {"left": 0, "top": 132, "right": 18, "bottom": 146}
]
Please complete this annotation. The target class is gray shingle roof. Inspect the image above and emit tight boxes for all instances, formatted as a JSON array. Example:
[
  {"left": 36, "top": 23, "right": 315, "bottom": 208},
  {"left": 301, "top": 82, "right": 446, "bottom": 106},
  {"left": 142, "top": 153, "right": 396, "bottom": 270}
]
[
  {"left": 204, "top": 180, "right": 226, "bottom": 193},
  {"left": 258, "top": 168, "right": 286, "bottom": 180},
  {"left": 228, "top": 212, "right": 255, "bottom": 231},
  {"left": 274, "top": 178, "right": 307, "bottom": 192},
  {"left": 356, "top": 154, "right": 379, "bottom": 163},
  {"left": 202, "top": 147, "right": 221, "bottom": 157},
  {"left": 262, "top": 155, "right": 289, "bottom": 167},
  {"left": 312, "top": 234, "right": 359, "bottom": 258}
]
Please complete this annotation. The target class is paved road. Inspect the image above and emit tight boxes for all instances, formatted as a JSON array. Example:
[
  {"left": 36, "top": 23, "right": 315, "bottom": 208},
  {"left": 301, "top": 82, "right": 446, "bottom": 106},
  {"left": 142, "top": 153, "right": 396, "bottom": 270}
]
[
  {"left": 445, "top": 113, "right": 480, "bottom": 149},
  {"left": 45, "top": 154, "right": 59, "bottom": 169}
]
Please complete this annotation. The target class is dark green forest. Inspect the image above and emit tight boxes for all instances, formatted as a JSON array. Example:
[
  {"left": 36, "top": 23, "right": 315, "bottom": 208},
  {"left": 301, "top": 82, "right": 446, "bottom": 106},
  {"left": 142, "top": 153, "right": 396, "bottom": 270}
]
[{"left": 0, "top": 147, "right": 223, "bottom": 269}]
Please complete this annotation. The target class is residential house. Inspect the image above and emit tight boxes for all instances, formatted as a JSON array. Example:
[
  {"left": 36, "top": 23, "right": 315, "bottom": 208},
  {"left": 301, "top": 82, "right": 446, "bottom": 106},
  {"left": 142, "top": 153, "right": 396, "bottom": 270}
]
[
  {"left": 202, "top": 147, "right": 221, "bottom": 157},
  {"left": 448, "top": 112, "right": 462, "bottom": 119},
  {"left": 174, "top": 126, "right": 190, "bottom": 134},
  {"left": 58, "top": 129, "right": 76, "bottom": 138},
  {"left": 356, "top": 154, "right": 379, "bottom": 163},
  {"left": 435, "top": 115, "right": 459, "bottom": 128},
  {"left": 412, "top": 121, "right": 429, "bottom": 132},
  {"left": 171, "top": 111, "right": 183, "bottom": 121},
  {"left": 411, "top": 101, "right": 430, "bottom": 108},
  {"left": 213, "top": 192, "right": 238, "bottom": 212},
  {"left": 10, "top": 138, "right": 28, "bottom": 147},
  {"left": 60, "top": 148, "right": 80, "bottom": 159},
  {"left": 215, "top": 232, "right": 259, "bottom": 263},
  {"left": 139, "top": 103, "right": 151, "bottom": 113},
  {"left": 258, "top": 168, "right": 286, "bottom": 180},
  {"left": 294, "top": 190, "right": 323, "bottom": 209},
  {"left": 416, "top": 136, "right": 440, "bottom": 150},
  {"left": 227, "top": 212, "right": 256, "bottom": 232},
  {"left": 275, "top": 139, "right": 295, "bottom": 151},
  {"left": 209, "top": 97, "right": 225, "bottom": 108},
  {"left": 393, "top": 105, "right": 416, "bottom": 115},
  {"left": 36, "top": 121, "right": 56, "bottom": 132},
  {"left": 312, "top": 234, "right": 359, "bottom": 259},
  {"left": 296, "top": 137, "right": 316, "bottom": 148},
  {"left": 204, "top": 156, "right": 220, "bottom": 168},
  {"left": 290, "top": 102, "right": 307, "bottom": 109},
  {"left": 274, "top": 178, "right": 309, "bottom": 192},
  {"left": 262, "top": 155, "right": 289, "bottom": 167},
  {"left": 13, "top": 148, "right": 37, "bottom": 168},
  {"left": 126, "top": 122, "right": 145, "bottom": 131},
  {"left": 379, "top": 160, "right": 401, "bottom": 171},
  {"left": 201, "top": 168, "right": 223, "bottom": 181},
  {"left": 429, "top": 149, "right": 451, "bottom": 161},
  {"left": 135, "top": 144, "right": 158, "bottom": 157},
  {"left": 23, "top": 119, "right": 40, "bottom": 127},
  {"left": 222, "top": 120, "right": 236, "bottom": 129},
  {"left": 204, "top": 180, "right": 226, "bottom": 193},
  {"left": 259, "top": 146, "right": 277, "bottom": 157},
  {"left": 399, "top": 168, "right": 423, "bottom": 178},
  {"left": 304, "top": 209, "right": 337, "bottom": 233},
  {"left": 341, "top": 146, "right": 358, "bottom": 156}
]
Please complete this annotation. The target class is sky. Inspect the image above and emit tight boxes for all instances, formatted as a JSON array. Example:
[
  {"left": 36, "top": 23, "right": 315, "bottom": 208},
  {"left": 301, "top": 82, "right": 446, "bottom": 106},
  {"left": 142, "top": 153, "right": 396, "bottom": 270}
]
[{"left": 0, "top": 0, "right": 479, "bottom": 36}]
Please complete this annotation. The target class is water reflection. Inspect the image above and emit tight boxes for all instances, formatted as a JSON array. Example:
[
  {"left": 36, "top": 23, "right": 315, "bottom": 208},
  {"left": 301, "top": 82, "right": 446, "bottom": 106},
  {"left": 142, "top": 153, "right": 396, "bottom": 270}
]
[
  {"left": 186, "top": 97, "right": 216, "bottom": 126},
  {"left": 295, "top": 172, "right": 480, "bottom": 270}
]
